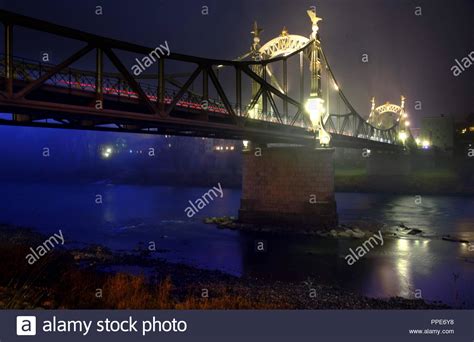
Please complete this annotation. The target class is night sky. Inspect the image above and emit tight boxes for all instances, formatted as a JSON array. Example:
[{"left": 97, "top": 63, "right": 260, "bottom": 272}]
[{"left": 0, "top": 0, "right": 473, "bottom": 126}]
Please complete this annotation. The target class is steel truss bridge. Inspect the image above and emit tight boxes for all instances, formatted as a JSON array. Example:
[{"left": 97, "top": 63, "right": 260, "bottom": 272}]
[{"left": 0, "top": 9, "right": 409, "bottom": 151}]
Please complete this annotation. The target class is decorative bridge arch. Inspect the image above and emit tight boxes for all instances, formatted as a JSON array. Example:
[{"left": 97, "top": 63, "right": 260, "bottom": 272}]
[{"left": 259, "top": 31, "right": 310, "bottom": 58}]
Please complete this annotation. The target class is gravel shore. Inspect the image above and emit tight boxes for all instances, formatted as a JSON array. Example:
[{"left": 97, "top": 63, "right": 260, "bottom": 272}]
[{"left": 0, "top": 224, "right": 449, "bottom": 309}]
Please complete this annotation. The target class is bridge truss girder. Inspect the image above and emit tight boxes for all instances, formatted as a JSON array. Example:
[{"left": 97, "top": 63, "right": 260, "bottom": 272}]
[{"left": 0, "top": 9, "right": 403, "bottom": 151}]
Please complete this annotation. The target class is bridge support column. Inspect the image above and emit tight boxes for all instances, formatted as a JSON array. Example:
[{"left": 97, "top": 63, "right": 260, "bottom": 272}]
[{"left": 239, "top": 145, "right": 338, "bottom": 231}]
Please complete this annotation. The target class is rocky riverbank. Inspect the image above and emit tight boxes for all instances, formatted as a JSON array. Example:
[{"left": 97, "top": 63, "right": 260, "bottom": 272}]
[
  {"left": 0, "top": 224, "right": 450, "bottom": 310},
  {"left": 204, "top": 216, "right": 384, "bottom": 237}
]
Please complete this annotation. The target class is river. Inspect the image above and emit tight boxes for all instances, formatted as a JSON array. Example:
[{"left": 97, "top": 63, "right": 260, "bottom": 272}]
[{"left": 0, "top": 181, "right": 473, "bottom": 307}]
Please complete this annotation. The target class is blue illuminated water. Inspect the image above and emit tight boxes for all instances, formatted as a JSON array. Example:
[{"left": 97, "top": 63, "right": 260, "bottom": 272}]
[{"left": 0, "top": 181, "right": 473, "bottom": 307}]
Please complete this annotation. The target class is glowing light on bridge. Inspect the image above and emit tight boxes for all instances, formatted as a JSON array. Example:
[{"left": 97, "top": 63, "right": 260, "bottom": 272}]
[
  {"left": 101, "top": 146, "right": 113, "bottom": 159},
  {"left": 305, "top": 97, "right": 325, "bottom": 124},
  {"left": 421, "top": 140, "right": 431, "bottom": 149},
  {"left": 398, "top": 131, "right": 407, "bottom": 144},
  {"left": 305, "top": 96, "right": 331, "bottom": 146}
]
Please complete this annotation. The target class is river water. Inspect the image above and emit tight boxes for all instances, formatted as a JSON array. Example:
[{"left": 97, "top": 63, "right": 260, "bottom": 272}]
[{"left": 1, "top": 181, "right": 473, "bottom": 307}]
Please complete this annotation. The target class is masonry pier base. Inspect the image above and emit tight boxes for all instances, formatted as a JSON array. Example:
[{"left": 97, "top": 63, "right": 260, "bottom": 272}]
[{"left": 238, "top": 145, "right": 338, "bottom": 231}]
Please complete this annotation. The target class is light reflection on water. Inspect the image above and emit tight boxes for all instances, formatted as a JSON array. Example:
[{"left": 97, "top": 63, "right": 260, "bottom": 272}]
[{"left": 0, "top": 182, "right": 473, "bottom": 307}]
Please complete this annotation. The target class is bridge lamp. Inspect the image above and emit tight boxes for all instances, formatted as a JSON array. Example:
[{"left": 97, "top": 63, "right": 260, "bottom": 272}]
[
  {"left": 398, "top": 131, "right": 407, "bottom": 144},
  {"left": 305, "top": 96, "right": 331, "bottom": 146},
  {"left": 319, "top": 130, "right": 331, "bottom": 146},
  {"left": 305, "top": 96, "right": 325, "bottom": 127}
]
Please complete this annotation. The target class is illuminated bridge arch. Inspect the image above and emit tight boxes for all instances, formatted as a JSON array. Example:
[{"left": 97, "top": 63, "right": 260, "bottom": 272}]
[
  {"left": 367, "top": 96, "right": 409, "bottom": 130},
  {"left": 259, "top": 32, "right": 310, "bottom": 58}
]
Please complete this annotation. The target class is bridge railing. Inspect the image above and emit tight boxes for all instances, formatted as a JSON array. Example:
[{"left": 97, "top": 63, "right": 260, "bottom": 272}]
[
  {"left": 0, "top": 53, "right": 297, "bottom": 125},
  {"left": 325, "top": 112, "right": 398, "bottom": 144},
  {"left": 0, "top": 9, "right": 318, "bottom": 131},
  {"left": 0, "top": 54, "right": 232, "bottom": 112},
  {"left": 0, "top": 50, "right": 399, "bottom": 144}
]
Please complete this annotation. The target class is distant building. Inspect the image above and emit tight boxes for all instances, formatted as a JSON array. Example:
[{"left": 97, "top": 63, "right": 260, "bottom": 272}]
[
  {"left": 420, "top": 115, "right": 454, "bottom": 152},
  {"left": 457, "top": 113, "right": 474, "bottom": 135}
]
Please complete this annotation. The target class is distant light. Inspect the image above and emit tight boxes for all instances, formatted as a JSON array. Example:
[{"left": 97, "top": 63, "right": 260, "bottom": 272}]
[
  {"left": 243, "top": 140, "right": 249, "bottom": 149},
  {"left": 333, "top": 82, "right": 339, "bottom": 91},
  {"left": 230, "top": 146, "right": 235, "bottom": 150},
  {"left": 101, "top": 146, "right": 113, "bottom": 159},
  {"left": 129, "top": 149, "right": 133, "bottom": 153},
  {"left": 415, "top": 138, "right": 421, "bottom": 145},
  {"left": 168, "top": 143, "right": 172, "bottom": 148},
  {"left": 422, "top": 140, "right": 431, "bottom": 149},
  {"left": 405, "top": 121, "right": 410, "bottom": 126}
]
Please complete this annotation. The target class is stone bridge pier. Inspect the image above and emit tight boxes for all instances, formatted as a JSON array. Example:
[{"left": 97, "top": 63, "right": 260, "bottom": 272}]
[{"left": 238, "top": 144, "right": 338, "bottom": 231}]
